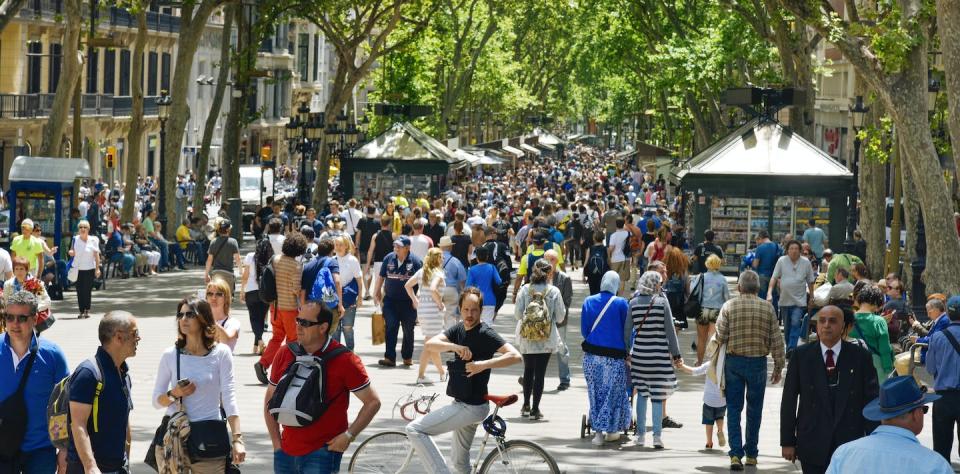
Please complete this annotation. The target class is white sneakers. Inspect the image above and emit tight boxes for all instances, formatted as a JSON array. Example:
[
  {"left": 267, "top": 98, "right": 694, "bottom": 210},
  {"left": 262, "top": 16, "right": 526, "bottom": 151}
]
[
  {"left": 653, "top": 435, "right": 664, "bottom": 449},
  {"left": 604, "top": 433, "right": 621, "bottom": 442},
  {"left": 592, "top": 432, "right": 622, "bottom": 446},
  {"left": 634, "top": 434, "right": 645, "bottom": 447},
  {"left": 592, "top": 432, "right": 605, "bottom": 446}
]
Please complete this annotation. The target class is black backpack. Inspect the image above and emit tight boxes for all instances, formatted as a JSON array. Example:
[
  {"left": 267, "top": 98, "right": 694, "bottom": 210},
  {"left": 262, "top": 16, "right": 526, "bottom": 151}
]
[
  {"left": 258, "top": 256, "right": 278, "bottom": 304},
  {"left": 585, "top": 245, "right": 609, "bottom": 278},
  {"left": 267, "top": 342, "right": 350, "bottom": 427},
  {"left": 254, "top": 236, "right": 275, "bottom": 280}
]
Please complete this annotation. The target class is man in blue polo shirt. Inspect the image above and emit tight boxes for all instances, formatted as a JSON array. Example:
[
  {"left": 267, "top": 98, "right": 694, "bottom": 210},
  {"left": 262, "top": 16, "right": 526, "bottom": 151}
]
[
  {"left": 374, "top": 236, "right": 422, "bottom": 367},
  {"left": 68, "top": 311, "right": 139, "bottom": 474},
  {"left": 0, "top": 291, "right": 69, "bottom": 473}
]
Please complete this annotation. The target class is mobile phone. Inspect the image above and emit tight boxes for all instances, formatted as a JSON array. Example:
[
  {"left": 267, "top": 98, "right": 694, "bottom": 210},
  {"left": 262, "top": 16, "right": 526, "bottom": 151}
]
[{"left": 177, "top": 378, "right": 191, "bottom": 387}]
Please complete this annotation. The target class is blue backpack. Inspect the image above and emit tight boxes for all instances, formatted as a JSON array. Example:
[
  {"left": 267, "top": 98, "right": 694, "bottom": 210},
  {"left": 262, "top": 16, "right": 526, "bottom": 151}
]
[{"left": 309, "top": 258, "right": 339, "bottom": 309}]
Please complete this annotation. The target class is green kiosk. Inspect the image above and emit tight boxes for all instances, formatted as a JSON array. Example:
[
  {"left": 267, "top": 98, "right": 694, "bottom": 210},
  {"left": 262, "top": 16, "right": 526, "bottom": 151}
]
[
  {"left": 673, "top": 119, "right": 853, "bottom": 272},
  {"left": 341, "top": 122, "right": 469, "bottom": 199}
]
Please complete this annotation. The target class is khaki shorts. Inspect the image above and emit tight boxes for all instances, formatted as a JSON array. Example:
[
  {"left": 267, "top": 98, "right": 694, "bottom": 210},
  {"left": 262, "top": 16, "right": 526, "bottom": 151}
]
[
  {"left": 610, "top": 260, "right": 631, "bottom": 289},
  {"left": 697, "top": 308, "right": 720, "bottom": 326}
]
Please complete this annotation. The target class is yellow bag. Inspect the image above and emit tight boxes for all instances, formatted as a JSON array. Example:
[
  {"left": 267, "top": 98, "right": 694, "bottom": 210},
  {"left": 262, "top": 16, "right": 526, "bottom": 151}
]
[{"left": 372, "top": 309, "right": 386, "bottom": 345}]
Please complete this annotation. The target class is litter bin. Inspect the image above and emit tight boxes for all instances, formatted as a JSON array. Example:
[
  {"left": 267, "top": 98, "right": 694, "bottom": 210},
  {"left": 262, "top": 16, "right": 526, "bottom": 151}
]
[{"left": 226, "top": 198, "right": 243, "bottom": 243}]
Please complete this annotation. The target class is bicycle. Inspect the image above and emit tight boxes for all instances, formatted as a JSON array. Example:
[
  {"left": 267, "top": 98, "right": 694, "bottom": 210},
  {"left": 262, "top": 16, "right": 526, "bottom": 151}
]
[
  {"left": 392, "top": 387, "right": 441, "bottom": 422},
  {"left": 348, "top": 393, "right": 560, "bottom": 473}
]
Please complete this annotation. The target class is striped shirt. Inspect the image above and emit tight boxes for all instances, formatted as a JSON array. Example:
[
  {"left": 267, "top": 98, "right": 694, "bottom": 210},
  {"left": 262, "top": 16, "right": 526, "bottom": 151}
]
[
  {"left": 716, "top": 294, "right": 786, "bottom": 371},
  {"left": 273, "top": 255, "right": 302, "bottom": 311}
]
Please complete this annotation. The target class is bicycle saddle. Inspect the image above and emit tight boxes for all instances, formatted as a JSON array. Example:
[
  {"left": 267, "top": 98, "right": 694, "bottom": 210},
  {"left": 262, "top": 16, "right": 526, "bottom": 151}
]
[{"left": 484, "top": 394, "right": 518, "bottom": 407}]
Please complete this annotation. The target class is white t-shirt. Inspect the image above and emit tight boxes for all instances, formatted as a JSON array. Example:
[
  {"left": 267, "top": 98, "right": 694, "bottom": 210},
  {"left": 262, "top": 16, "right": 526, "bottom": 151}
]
[
  {"left": 409, "top": 234, "right": 432, "bottom": 261},
  {"left": 242, "top": 253, "right": 259, "bottom": 293},
  {"left": 71, "top": 235, "right": 101, "bottom": 270},
  {"left": 691, "top": 361, "right": 726, "bottom": 408},
  {"left": 268, "top": 234, "right": 285, "bottom": 255},
  {"left": 341, "top": 208, "right": 363, "bottom": 235},
  {"left": 336, "top": 253, "right": 362, "bottom": 286},
  {"left": 216, "top": 317, "right": 242, "bottom": 353},
  {"left": 151, "top": 344, "right": 239, "bottom": 421},
  {"left": 608, "top": 229, "right": 630, "bottom": 263}
]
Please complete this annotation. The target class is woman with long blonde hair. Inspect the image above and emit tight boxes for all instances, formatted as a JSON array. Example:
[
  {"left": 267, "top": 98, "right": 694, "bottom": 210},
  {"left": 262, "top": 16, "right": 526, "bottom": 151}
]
[
  {"left": 331, "top": 234, "right": 363, "bottom": 350},
  {"left": 405, "top": 247, "right": 446, "bottom": 384},
  {"left": 207, "top": 277, "right": 241, "bottom": 352}
]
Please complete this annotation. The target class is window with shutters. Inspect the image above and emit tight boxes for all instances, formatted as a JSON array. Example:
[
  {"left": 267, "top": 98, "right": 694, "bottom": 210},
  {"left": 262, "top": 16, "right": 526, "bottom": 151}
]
[
  {"left": 86, "top": 49, "right": 99, "bottom": 93},
  {"left": 297, "top": 33, "right": 309, "bottom": 80},
  {"left": 148, "top": 51, "right": 158, "bottom": 96},
  {"left": 161, "top": 52, "right": 171, "bottom": 91},
  {"left": 27, "top": 42, "right": 42, "bottom": 94},
  {"left": 104, "top": 49, "right": 116, "bottom": 94},
  {"left": 48, "top": 43, "right": 62, "bottom": 93},
  {"left": 119, "top": 49, "right": 131, "bottom": 96}
]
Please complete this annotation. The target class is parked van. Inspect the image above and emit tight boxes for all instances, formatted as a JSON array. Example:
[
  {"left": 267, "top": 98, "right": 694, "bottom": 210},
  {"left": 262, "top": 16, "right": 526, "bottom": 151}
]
[{"left": 240, "top": 165, "right": 274, "bottom": 212}]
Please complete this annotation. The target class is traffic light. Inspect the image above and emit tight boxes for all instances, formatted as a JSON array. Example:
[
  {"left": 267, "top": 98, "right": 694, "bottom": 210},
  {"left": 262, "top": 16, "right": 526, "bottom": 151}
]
[
  {"left": 261, "top": 144, "right": 273, "bottom": 166},
  {"left": 105, "top": 146, "right": 117, "bottom": 168}
]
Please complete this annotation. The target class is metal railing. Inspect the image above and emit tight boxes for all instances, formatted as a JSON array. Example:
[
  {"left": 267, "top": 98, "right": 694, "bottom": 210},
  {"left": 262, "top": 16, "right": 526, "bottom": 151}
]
[
  {"left": 18, "top": 2, "right": 179, "bottom": 34},
  {"left": 0, "top": 93, "right": 157, "bottom": 119}
]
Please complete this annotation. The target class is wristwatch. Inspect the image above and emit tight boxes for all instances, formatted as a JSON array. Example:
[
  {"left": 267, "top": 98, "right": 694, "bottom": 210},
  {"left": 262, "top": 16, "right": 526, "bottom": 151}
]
[{"left": 345, "top": 430, "right": 357, "bottom": 442}]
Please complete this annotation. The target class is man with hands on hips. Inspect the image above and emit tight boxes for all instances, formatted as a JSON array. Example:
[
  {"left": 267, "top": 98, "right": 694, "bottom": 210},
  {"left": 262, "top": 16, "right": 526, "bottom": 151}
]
[
  {"left": 263, "top": 302, "right": 381, "bottom": 474},
  {"left": 406, "top": 287, "right": 522, "bottom": 474}
]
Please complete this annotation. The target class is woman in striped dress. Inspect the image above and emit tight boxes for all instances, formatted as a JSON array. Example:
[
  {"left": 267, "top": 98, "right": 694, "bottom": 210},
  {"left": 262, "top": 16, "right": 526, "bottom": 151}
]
[
  {"left": 629, "top": 271, "right": 682, "bottom": 449},
  {"left": 406, "top": 247, "right": 447, "bottom": 384}
]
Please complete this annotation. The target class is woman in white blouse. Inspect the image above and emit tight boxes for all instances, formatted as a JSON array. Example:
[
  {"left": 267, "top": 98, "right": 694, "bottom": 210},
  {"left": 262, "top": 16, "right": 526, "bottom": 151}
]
[
  {"left": 68, "top": 220, "right": 101, "bottom": 319},
  {"left": 152, "top": 296, "right": 246, "bottom": 472},
  {"left": 239, "top": 251, "right": 268, "bottom": 354},
  {"left": 206, "top": 277, "right": 241, "bottom": 352},
  {"left": 331, "top": 234, "right": 363, "bottom": 350}
]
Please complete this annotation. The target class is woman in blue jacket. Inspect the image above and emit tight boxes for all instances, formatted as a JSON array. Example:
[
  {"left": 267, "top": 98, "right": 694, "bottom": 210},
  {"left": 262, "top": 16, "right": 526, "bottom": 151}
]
[{"left": 581, "top": 271, "right": 632, "bottom": 446}]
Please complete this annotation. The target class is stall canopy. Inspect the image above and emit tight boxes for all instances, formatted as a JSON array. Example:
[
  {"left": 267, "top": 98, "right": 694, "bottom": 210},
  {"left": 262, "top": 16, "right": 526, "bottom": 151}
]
[
  {"left": 568, "top": 134, "right": 596, "bottom": 142},
  {"left": 501, "top": 145, "right": 524, "bottom": 157},
  {"left": 457, "top": 149, "right": 506, "bottom": 166},
  {"left": 353, "top": 122, "right": 469, "bottom": 170},
  {"left": 674, "top": 119, "right": 852, "bottom": 188},
  {"left": 535, "top": 130, "right": 566, "bottom": 146},
  {"left": 520, "top": 143, "right": 541, "bottom": 156},
  {"left": 10, "top": 156, "right": 91, "bottom": 183}
]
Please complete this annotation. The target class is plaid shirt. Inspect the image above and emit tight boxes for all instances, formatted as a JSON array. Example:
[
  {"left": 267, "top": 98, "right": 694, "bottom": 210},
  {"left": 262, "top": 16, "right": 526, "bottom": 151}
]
[{"left": 716, "top": 294, "right": 785, "bottom": 371}]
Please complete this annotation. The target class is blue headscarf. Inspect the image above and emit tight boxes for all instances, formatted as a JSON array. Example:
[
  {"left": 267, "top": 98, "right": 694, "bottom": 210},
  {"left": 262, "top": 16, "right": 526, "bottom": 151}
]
[{"left": 600, "top": 271, "right": 620, "bottom": 294}]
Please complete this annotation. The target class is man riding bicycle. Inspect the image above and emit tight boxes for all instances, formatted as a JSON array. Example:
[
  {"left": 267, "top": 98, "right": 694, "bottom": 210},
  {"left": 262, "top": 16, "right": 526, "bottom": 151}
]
[{"left": 405, "top": 287, "right": 522, "bottom": 473}]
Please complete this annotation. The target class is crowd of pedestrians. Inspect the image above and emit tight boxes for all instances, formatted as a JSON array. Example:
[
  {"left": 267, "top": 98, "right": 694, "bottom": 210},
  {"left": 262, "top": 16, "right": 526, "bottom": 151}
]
[{"left": 0, "top": 141, "right": 957, "bottom": 474}]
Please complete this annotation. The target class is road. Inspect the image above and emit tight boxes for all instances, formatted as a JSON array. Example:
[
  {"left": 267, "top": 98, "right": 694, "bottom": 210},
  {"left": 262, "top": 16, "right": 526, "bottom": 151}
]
[{"left": 43, "top": 249, "right": 956, "bottom": 473}]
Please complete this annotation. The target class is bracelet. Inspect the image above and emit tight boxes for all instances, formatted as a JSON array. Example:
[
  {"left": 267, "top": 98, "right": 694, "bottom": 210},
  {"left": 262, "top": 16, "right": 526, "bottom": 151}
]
[{"left": 345, "top": 430, "right": 356, "bottom": 442}]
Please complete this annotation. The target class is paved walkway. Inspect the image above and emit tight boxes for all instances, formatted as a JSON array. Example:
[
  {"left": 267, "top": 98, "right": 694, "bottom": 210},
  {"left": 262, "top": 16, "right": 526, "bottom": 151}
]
[{"left": 43, "top": 259, "right": 954, "bottom": 473}]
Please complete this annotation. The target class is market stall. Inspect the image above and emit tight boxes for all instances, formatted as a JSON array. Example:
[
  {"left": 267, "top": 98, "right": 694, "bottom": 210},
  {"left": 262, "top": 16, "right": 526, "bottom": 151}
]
[
  {"left": 341, "top": 122, "right": 469, "bottom": 199},
  {"left": 8, "top": 156, "right": 91, "bottom": 260},
  {"left": 674, "top": 119, "right": 852, "bottom": 272}
]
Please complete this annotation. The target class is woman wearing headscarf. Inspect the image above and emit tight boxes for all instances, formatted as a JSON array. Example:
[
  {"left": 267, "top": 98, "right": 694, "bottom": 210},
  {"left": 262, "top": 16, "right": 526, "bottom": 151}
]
[
  {"left": 629, "top": 270, "right": 682, "bottom": 449},
  {"left": 581, "top": 271, "right": 632, "bottom": 446}
]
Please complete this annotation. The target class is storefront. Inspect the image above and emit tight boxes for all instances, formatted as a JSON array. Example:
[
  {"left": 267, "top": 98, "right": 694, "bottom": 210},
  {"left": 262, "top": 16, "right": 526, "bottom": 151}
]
[
  {"left": 8, "top": 156, "right": 91, "bottom": 260},
  {"left": 341, "top": 122, "right": 468, "bottom": 199},
  {"left": 675, "top": 120, "right": 852, "bottom": 271}
]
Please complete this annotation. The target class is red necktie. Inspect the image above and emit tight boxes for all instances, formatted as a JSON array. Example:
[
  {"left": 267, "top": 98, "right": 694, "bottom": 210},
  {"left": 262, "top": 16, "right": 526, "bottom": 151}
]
[{"left": 826, "top": 349, "right": 836, "bottom": 374}]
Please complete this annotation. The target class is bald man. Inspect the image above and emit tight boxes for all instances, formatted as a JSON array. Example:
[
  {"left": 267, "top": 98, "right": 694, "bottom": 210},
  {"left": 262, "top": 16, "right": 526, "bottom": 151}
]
[{"left": 780, "top": 305, "right": 879, "bottom": 474}]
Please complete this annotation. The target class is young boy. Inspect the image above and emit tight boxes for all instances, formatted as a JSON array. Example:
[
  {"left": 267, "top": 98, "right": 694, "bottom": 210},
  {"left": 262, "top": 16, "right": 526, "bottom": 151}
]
[
  {"left": 676, "top": 338, "right": 727, "bottom": 449},
  {"left": 465, "top": 246, "right": 502, "bottom": 325}
]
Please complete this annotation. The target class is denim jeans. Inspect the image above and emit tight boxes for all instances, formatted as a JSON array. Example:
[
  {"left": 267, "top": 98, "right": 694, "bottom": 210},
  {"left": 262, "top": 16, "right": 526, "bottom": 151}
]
[
  {"left": 724, "top": 355, "right": 768, "bottom": 458},
  {"left": 274, "top": 446, "right": 343, "bottom": 474},
  {"left": 383, "top": 297, "right": 417, "bottom": 361},
  {"left": 556, "top": 321, "right": 570, "bottom": 385},
  {"left": 331, "top": 305, "right": 358, "bottom": 350},
  {"left": 635, "top": 394, "right": 663, "bottom": 438},
  {"left": 168, "top": 243, "right": 186, "bottom": 268},
  {"left": 406, "top": 400, "right": 490, "bottom": 474},
  {"left": 781, "top": 306, "right": 806, "bottom": 350},
  {"left": 111, "top": 252, "right": 135, "bottom": 273},
  {"left": 799, "top": 307, "right": 820, "bottom": 342},
  {"left": 151, "top": 237, "right": 170, "bottom": 268}
]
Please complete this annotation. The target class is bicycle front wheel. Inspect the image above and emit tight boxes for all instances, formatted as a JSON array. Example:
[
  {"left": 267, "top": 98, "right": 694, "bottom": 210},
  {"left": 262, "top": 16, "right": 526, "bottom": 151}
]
[
  {"left": 348, "top": 430, "right": 425, "bottom": 473},
  {"left": 478, "top": 439, "right": 560, "bottom": 474}
]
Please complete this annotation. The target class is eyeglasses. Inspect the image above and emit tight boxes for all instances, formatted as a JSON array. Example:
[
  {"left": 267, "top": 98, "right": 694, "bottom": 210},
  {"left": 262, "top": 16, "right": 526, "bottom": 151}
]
[
  {"left": 176, "top": 311, "right": 198, "bottom": 319},
  {"left": 206, "top": 291, "right": 225, "bottom": 298},
  {"left": 78, "top": 226, "right": 90, "bottom": 230},
  {"left": 296, "top": 318, "right": 323, "bottom": 328},
  {"left": 2, "top": 313, "right": 32, "bottom": 324},
  {"left": 125, "top": 330, "right": 140, "bottom": 339}
]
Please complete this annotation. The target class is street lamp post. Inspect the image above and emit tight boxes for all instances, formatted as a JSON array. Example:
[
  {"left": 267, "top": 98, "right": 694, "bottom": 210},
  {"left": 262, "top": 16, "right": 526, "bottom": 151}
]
[
  {"left": 296, "top": 102, "right": 310, "bottom": 205},
  {"left": 156, "top": 90, "right": 173, "bottom": 238},
  {"left": 844, "top": 95, "right": 869, "bottom": 255}
]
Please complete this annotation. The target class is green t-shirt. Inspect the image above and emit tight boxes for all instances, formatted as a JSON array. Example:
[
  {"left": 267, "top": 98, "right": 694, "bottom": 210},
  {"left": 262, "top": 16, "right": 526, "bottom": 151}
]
[
  {"left": 11, "top": 235, "right": 44, "bottom": 273},
  {"left": 142, "top": 217, "right": 156, "bottom": 235}
]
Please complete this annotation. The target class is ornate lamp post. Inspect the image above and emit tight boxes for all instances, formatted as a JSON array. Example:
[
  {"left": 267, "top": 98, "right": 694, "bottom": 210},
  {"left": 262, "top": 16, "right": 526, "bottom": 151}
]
[
  {"left": 844, "top": 95, "right": 869, "bottom": 255},
  {"left": 156, "top": 90, "right": 173, "bottom": 238}
]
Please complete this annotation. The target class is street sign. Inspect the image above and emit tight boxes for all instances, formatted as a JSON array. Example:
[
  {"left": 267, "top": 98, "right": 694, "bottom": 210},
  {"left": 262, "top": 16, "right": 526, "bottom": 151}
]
[{"left": 105, "top": 146, "right": 116, "bottom": 168}]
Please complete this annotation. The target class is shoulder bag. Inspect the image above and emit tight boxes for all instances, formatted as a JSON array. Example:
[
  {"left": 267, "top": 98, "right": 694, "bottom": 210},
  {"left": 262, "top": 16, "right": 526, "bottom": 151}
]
[
  {"left": 67, "top": 236, "right": 80, "bottom": 283},
  {"left": 177, "top": 349, "right": 232, "bottom": 461},
  {"left": 0, "top": 345, "right": 38, "bottom": 461},
  {"left": 683, "top": 274, "right": 704, "bottom": 320}
]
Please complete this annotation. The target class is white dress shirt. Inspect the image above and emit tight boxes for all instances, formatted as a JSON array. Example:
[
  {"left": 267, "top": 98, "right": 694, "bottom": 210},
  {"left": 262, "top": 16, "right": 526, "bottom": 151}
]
[{"left": 820, "top": 339, "right": 842, "bottom": 365}]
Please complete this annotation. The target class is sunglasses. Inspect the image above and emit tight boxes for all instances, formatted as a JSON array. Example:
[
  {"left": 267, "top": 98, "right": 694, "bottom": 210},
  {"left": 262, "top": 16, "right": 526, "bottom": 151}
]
[
  {"left": 296, "top": 318, "right": 323, "bottom": 328},
  {"left": 206, "top": 291, "right": 225, "bottom": 298},
  {"left": 2, "top": 313, "right": 32, "bottom": 324},
  {"left": 176, "top": 311, "right": 198, "bottom": 319},
  {"left": 921, "top": 405, "right": 929, "bottom": 414}
]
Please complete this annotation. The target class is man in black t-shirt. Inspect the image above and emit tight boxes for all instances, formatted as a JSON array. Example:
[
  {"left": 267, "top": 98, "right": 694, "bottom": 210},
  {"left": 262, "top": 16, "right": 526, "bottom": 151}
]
[
  {"left": 405, "top": 288, "right": 521, "bottom": 473},
  {"left": 355, "top": 206, "right": 381, "bottom": 264},
  {"left": 692, "top": 229, "right": 724, "bottom": 274}
]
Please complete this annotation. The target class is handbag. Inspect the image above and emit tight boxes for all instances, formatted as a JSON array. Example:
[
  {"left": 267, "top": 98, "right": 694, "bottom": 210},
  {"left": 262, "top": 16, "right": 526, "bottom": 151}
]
[
  {"left": 371, "top": 308, "right": 386, "bottom": 345},
  {"left": 67, "top": 236, "right": 80, "bottom": 283},
  {"left": 176, "top": 349, "right": 232, "bottom": 462},
  {"left": 0, "top": 346, "right": 37, "bottom": 461},
  {"left": 683, "top": 274, "right": 704, "bottom": 320}
]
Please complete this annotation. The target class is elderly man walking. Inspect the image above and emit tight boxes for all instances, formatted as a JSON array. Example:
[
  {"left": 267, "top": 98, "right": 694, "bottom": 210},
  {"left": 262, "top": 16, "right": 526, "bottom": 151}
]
[{"left": 716, "top": 270, "right": 786, "bottom": 471}]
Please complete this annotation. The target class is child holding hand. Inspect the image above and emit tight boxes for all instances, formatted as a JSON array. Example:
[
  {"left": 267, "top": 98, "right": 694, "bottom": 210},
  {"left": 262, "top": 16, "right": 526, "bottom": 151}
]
[{"left": 675, "top": 340, "right": 726, "bottom": 450}]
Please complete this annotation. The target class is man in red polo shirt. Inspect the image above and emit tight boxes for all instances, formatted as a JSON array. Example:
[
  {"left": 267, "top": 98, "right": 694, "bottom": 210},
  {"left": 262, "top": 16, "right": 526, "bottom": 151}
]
[{"left": 264, "top": 301, "right": 381, "bottom": 473}]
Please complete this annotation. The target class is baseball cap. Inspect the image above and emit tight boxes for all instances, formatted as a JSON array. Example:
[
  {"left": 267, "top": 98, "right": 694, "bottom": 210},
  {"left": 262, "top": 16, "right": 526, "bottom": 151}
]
[
  {"left": 393, "top": 236, "right": 411, "bottom": 247},
  {"left": 947, "top": 295, "right": 960, "bottom": 318},
  {"left": 20, "top": 219, "right": 34, "bottom": 230}
]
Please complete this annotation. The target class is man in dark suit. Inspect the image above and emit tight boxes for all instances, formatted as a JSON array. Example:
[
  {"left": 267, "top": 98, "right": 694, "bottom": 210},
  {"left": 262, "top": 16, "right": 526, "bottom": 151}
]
[{"left": 780, "top": 305, "right": 880, "bottom": 473}]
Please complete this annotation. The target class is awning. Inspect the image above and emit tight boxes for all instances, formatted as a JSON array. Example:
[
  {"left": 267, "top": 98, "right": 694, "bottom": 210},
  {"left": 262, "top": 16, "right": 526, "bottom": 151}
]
[
  {"left": 353, "top": 122, "right": 469, "bottom": 170},
  {"left": 501, "top": 146, "right": 524, "bottom": 157},
  {"left": 520, "top": 143, "right": 541, "bottom": 156},
  {"left": 535, "top": 130, "right": 566, "bottom": 146},
  {"left": 10, "top": 156, "right": 91, "bottom": 183}
]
